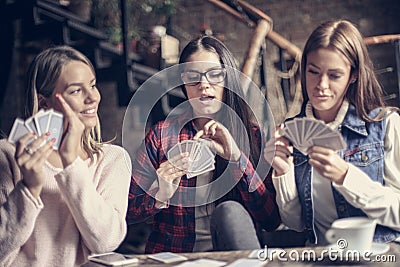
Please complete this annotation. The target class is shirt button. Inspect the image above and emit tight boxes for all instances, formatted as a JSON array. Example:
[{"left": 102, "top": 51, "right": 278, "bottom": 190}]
[{"left": 361, "top": 152, "right": 369, "bottom": 162}]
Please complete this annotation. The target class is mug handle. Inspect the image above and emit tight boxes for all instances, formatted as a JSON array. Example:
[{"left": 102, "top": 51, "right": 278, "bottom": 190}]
[{"left": 325, "top": 229, "right": 337, "bottom": 244}]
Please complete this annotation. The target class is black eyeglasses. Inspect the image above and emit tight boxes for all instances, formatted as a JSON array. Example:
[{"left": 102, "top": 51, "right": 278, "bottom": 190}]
[{"left": 181, "top": 68, "right": 226, "bottom": 86}]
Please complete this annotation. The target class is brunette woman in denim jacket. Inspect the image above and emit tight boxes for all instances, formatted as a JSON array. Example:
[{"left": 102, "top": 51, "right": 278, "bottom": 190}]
[{"left": 264, "top": 20, "right": 400, "bottom": 245}]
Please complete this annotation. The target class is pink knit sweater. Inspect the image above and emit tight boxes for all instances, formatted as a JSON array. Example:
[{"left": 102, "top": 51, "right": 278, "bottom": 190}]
[{"left": 0, "top": 140, "right": 132, "bottom": 267}]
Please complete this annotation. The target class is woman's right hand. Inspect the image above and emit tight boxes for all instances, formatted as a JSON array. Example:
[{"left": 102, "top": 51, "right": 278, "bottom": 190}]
[
  {"left": 264, "top": 124, "right": 293, "bottom": 176},
  {"left": 15, "top": 132, "right": 55, "bottom": 198},
  {"left": 155, "top": 152, "right": 189, "bottom": 203},
  {"left": 55, "top": 93, "right": 85, "bottom": 168}
]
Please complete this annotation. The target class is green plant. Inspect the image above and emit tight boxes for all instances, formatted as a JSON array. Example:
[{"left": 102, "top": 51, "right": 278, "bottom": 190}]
[{"left": 92, "top": 0, "right": 182, "bottom": 44}]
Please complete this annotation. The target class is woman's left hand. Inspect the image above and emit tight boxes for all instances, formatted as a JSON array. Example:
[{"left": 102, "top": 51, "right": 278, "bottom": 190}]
[
  {"left": 308, "top": 146, "right": 349, "bottom": 184},
  {"left": 193, "top": 120, "right": 241, "bottom": 161},
  {"left": 56, "top": 93, "right": 85, "bottom": 167}
]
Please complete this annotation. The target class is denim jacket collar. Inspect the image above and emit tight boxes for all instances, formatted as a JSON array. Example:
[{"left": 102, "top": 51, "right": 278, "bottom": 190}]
[{"left": 341, "top": 105, "right": 369, "bottom": 136}]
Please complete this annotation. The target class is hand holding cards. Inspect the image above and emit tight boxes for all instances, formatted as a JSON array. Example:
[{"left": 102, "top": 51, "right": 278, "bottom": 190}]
[
  {"left": 8, "top": 109, "right": 64, "bottom": 150},
  {"left": 168, "top": 140, "right": 215, "bottom": 178},
  {"left": 281, "top": 118, "right": 346, "bottom": 155}
]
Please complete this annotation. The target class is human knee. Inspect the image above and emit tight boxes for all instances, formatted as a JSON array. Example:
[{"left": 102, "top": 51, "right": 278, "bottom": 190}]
[{"left": 211, "top": 201, "right": 249, "bottom": 225}]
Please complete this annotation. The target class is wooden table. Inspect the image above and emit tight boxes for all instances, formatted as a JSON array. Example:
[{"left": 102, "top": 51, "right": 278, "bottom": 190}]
[{"left": 82, "top": 242, "right": 400, "bottom": 266}]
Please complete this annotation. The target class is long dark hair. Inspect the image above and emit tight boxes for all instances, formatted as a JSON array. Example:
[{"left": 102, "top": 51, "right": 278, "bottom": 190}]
[
  {"left": 179, "top": 36, "right": 261, "bottom": 205},
  {"left": 179, "top": 35, "right": 260, "bottom": 166}
]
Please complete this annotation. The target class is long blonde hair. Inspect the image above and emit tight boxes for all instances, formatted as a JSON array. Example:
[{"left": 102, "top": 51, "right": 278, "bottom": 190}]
[{"left": 25, "top": 45, "right": 103, "bottom": 163}]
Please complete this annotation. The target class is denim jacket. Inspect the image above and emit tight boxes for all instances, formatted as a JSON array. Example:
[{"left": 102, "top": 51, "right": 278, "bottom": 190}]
[{"left": 293, "top": 104, "right": 400, "bottom": 244}]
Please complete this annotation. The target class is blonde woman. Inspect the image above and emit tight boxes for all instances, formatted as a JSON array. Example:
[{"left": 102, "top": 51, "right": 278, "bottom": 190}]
[{"left": 0, "top": 46, "right": 131, "bottom": 266}]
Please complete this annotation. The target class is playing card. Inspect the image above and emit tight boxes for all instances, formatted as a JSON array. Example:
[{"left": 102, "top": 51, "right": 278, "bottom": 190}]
[
  {"left": 282, "top": 117, "right": 346, "bottom": 155},
  {"left": 167, "top": 140, "right": 198, "bottom": 171},
  {"left": 312, "top": 134, "right": 347, "bottom": 151},
  {"left": 47, "top": 110, "right": 64, "bottom": 149},
  {"left": 182, "top": 140, "right": 198, "bottom": 162},
  {"left": 34, "top": 109, "right": 52, "bottom": 135},
  {"left": 8, "top": 118, "right": 33, "bottom": 144},
  {"left": 286, "top": 120, "right": 309, "bottom": 153},
  {"left": 167, "top": 139, "right": 216, "bottom": 178},
  {"left": 294, "top": 118, "right": 305, "bottom": 145},
  {"left": 226, "top": 258, "right": 265, "bottom": 267},
  {"left": 184, "top": 140, "right": 215, "bottom": 174},
  {"left": 148, "top": 252, "right": 188, "bottom": 264},
  {"left": 285, "top": 120, "right": 301, "bottom": 146},
  {"left": 190, "top": 140, "right": 215, "bottom": 172},
  {"left": 167, "top": 142, "right": 182, "bottom": 162},
  {"left": 187, "top": 162, "right": 215, "bottom": 178},
  {"left": 179, "top": 140, "right": 199, "bottom": 168},
  {"left": 281, "top": 126, "right": 296, "bottom": 145},
  {"left": 190, "top": 157, "right": 215, "bottom": 175},
  {"left": 308, "top": 120, "right": 332, "bottom": 138},
  {"left": 175, "top": 258, "right": 226, "bottom": 267},
  {"left": 180, "top": 139, "right": 190, "bottom": 154},
  {"left": 299, "top": 118, "right": 309, "bottom": 144},
  {"left": 301, "top": 118, "right": 320, "bottom": 141},
  {"left": 189, "top": 142, "right": 202, "bottom": 164},
  {"left": 25, "top": 117, "right": 39, "bottom": 135}
]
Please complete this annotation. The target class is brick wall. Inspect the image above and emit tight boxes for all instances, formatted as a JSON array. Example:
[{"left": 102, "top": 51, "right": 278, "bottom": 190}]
[
  {"left": 171, "top": 0, "right": 400, "bottom": 123},
  {"left": 1, "top": 0, "right": 399, "bottom": 145}
]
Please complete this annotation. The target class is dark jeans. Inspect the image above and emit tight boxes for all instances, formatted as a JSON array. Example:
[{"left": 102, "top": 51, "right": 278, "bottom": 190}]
[{"left": 210, "top": 201, "right": 261, "bottom": 251}]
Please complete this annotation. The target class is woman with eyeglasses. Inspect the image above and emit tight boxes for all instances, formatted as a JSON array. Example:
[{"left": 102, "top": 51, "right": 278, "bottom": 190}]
[{"left": 126, "top": 35, "right": 280, "bottom": 253}]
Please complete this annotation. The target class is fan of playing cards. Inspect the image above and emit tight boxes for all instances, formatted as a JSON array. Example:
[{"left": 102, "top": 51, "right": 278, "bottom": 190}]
[
  {"left": 167, "top": 140, "right": 215, "bottom": 178},
  {"left": 8, "top": 109, "right": 64, "bottom": 150},
  {"left": 281, "top": 117, "right": 346, "bottom": 155}
]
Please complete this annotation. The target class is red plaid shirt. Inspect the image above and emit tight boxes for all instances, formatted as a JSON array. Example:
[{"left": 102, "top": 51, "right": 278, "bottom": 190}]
[{"left": 127, "top": 112, "right": 280, "bottom": 253}]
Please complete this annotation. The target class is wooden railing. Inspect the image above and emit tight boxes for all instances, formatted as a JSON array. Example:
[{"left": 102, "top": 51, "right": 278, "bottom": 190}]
[{"left": 13, "top": 0, "right": 159, "bottom": 107}]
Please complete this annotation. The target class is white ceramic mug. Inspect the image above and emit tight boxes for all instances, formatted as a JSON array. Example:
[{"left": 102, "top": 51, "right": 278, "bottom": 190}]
[{"left": 325, "top": 217, "right": 377, "bottom": 253}]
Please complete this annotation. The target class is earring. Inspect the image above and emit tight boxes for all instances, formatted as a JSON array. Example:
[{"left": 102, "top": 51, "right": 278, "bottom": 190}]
[{"left": 350, "top": 79, "right": 356, "bottom": 84}]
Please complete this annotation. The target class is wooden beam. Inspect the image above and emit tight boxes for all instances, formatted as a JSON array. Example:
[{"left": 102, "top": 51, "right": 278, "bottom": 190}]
[
  {"left": 267, "top": 30, "right": 302, "bottom": 61},
  {"left": 364, "top": 34, "right": 400, "bottom": 45},
  {"left": 236, "top": 0, "right": 272, "bottom": 23},
  {"left": 207, "top": 0, "right": 301, "bottom": 61},
  {"left": 241, "top": 19, "right": 271, "bottom": 95},
  {"left": 207, "top": 0, "right": 255, "bottom": 27}
]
